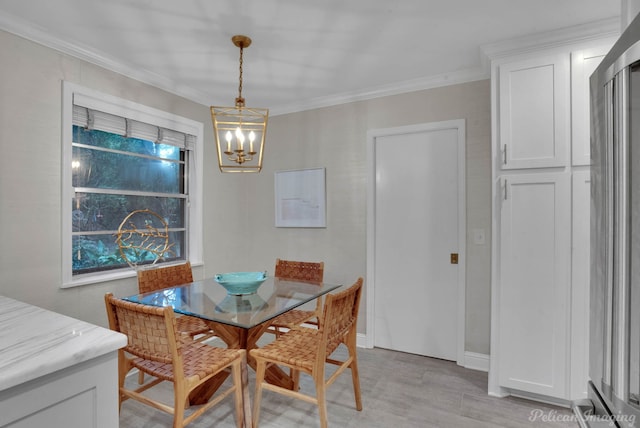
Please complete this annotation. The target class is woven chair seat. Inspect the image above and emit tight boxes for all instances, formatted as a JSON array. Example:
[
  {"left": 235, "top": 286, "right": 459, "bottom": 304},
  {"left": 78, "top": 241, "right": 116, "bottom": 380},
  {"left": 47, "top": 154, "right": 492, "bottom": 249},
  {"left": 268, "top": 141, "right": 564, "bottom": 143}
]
[
  {"left": 269, "top": 309, "right": 316, "bottom": 329},
  {"left": 133, "top": 341, "right": 244, "bottom": 383},
  {"left": 251, "top": 327, "right": 321, "bottom": 372},
  {"left": 176, "top": 315, "right": 212, "bottom": 337}
]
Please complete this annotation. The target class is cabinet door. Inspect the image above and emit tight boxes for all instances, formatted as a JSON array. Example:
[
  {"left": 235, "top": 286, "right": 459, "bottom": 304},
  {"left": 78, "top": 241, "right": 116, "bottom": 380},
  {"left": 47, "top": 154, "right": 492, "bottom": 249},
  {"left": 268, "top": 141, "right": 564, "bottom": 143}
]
[
  {"left": 571, "top": 46, "right": 610, "bottom": 166},
  {"left": 0, "top": 353, "right": 120, "bottom": 428},
  {"left": 498, "top": 173, "right": 571, "bottom": 398},
  {"left": 498, "top": 54, "right": 570, "bottom": 169}
]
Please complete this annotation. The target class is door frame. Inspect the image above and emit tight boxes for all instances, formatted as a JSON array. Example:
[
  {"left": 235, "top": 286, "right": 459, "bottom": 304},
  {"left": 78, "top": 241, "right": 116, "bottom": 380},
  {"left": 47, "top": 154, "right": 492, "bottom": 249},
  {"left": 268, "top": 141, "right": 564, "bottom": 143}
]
[{"left": 366, "top": 119, "right": 466, "bottom": 366}]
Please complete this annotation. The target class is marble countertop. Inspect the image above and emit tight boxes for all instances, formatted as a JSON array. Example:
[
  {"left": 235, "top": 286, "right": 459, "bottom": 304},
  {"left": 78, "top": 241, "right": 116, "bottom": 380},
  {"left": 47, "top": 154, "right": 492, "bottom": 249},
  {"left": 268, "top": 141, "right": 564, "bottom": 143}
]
[{"left": 0, "top": 295, "right": 127, "bottom": 392}]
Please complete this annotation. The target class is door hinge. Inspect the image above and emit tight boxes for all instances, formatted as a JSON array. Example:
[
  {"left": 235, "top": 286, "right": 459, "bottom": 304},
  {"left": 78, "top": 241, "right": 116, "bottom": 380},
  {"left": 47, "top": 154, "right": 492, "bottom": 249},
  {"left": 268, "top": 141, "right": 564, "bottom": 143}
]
[{"left": 450, "top": 253, "right": 459, "bottom": 264}]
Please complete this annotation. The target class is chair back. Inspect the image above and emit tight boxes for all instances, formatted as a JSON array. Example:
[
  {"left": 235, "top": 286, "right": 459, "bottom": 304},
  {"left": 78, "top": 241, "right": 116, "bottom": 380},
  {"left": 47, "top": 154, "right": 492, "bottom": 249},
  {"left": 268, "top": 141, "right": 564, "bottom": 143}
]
[
  {"left": 104, "top": 293, "right": 180, "bottom": 365},
  {"left": 320, "top": 277, "right": 363, "bottom": 357},
  {"left": 274, "top": 259, "right": 324, "bottom": 283},
  {"left": 137, "top": 261, "right": 193, "bottom": 294}
]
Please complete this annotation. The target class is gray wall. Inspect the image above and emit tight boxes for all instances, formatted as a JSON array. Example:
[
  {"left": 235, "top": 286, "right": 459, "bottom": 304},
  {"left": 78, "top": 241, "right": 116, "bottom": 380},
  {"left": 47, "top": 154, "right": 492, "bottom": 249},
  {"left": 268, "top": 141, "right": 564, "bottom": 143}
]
[{"left": 0, "top": 29, "right": 491, "bottom": 355}]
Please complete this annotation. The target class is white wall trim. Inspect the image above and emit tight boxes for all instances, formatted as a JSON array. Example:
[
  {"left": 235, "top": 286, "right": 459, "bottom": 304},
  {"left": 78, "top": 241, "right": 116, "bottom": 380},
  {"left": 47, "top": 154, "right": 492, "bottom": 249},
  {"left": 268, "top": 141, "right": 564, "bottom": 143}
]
[
  {"left": 0, "top": 12, "right": 207, "bottom": 105},
  {"left": 0, "top": 11, "right": 487, "bottom": 116},
  {"left": 464, "top": 352, "right": 490, "bottom": 372},
  {"left": 356, "top": 333, "right": 367, "bottom": 349},
  {"left": 269, "top": 67, "right": 489, "bottom": 116},
  {"left": 482, "top": 17, "right": 619, "bottom": 61},
  {"left": 357, "top": 333, "right": 488, "bottom": 373},
  {"left": 0, "top": 11, "right": 617, "bottom": 117}
]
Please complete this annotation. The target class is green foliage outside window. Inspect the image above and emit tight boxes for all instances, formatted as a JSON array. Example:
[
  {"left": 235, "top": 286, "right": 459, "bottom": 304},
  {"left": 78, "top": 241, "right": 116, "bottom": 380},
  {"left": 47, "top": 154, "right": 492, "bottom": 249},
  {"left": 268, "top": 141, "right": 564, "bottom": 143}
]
[{"left": 71, "top": 126, "right": 186, "bottom": 274}]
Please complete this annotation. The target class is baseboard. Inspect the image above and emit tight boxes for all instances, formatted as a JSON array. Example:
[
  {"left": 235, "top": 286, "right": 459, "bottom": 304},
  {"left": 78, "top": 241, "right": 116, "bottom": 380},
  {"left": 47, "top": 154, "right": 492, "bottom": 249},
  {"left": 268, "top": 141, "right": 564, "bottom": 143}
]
[
  {"left": 356, "top": 333, "right": 367, "bottom": 349},
  {"left": 508, "top": 389, "right": 572, "bottom": 408},
  {"left": 464, "top": 351, "right": 490, "bottom": 372},
  {"left": 357, "top": 334, "right": 489, "bottom": 373}
]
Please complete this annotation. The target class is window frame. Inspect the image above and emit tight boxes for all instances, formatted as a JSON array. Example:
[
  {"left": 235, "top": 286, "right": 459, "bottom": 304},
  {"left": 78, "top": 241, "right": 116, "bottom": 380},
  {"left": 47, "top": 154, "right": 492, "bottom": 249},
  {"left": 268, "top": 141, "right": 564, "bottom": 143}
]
[{"left": 61, "top": 82, "right": 204, "bottom": 288}]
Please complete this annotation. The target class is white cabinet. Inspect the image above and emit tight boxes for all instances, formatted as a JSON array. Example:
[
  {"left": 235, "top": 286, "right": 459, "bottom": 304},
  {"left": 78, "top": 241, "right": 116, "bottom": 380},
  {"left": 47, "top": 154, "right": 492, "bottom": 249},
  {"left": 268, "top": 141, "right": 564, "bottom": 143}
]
[
  {"left": 498, "top": 54, "right": 570, "bottom": 169},
  {"left": 490, "top": 36, "right": 614, "bottom": 402},
  {"left": 0, "top": 296, "right": 126, "bottom": 428},
  {"left": 0, "top": 354, "right": 120, "bottom": 428},
  {"left": 497, "top": 173, "right": 570, "bottom": 397}
]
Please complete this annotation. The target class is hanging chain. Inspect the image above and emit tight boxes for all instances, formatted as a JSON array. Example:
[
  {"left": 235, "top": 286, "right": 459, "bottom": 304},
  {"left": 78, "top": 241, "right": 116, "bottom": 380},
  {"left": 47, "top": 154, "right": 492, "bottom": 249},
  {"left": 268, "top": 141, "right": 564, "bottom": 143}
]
[{"left": 237, "top": 44, "right": 244, "bottom": 105}]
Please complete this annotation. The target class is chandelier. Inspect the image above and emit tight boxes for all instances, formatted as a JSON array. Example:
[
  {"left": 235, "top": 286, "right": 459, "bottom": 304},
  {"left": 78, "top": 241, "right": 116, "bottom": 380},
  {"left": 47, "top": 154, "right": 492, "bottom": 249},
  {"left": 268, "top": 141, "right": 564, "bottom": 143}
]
[{"left": 211, "top": 35, "right": 268, "bottom": 173}]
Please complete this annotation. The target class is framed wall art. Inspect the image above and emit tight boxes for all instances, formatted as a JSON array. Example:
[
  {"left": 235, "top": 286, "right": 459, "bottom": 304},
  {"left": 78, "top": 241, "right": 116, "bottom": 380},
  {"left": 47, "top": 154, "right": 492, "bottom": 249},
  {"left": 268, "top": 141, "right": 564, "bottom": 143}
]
[{"left": 274, "top": 168, "right": 326, "bottom": 228}]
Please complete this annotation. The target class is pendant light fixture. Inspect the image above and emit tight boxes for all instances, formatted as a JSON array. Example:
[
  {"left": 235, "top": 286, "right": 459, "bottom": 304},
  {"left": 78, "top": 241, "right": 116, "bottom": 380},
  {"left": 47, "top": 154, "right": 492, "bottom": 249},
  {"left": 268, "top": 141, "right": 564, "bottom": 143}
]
[{"left": 211, "top": 35, "right": 268, "bottom": 173}]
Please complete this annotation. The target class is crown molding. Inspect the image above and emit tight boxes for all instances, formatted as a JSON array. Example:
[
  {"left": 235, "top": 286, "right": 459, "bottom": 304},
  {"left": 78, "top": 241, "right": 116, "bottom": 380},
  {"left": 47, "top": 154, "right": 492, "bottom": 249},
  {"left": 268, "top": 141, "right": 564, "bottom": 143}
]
[
  {"left": 482, "top": 16, "right": 621, "bottom": 60},
  {"left": 0, "top": 10, "right": 491, "bottom": 115},
  {"left": 269, "top": 66, "right": 490, "bottom": 116},
  {"left": 0, "top": 11, "right": 621, "bottom": 116},
  {"left": 0, "top": 11, "right": 212, "bottom": 106}
]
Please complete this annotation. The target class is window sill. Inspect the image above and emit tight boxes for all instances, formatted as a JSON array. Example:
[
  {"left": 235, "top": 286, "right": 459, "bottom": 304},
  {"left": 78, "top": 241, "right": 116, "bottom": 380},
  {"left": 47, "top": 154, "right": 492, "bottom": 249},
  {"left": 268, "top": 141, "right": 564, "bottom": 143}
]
[
  {"left": 61, "top": 260, "right": 205, "bottom": 288},
  {"left": 61, "top": 269, "right": 137, "bottom": 288}
]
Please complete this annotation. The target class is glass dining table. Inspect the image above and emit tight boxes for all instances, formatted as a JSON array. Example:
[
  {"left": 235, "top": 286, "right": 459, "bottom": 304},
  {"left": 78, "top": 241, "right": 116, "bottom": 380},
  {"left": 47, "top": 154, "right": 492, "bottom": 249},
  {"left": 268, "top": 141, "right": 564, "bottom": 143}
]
[{"left": 123, "top": 275, "right": 341, "bottom": 426}]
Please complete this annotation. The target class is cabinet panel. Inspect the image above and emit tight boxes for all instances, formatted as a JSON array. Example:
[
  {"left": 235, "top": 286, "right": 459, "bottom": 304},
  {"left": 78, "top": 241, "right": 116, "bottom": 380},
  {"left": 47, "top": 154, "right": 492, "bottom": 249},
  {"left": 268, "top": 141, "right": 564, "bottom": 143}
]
[
  {"left": 498, "top": 173, "right": 570, "bottom": 397},
  {"left": 499, "top": 54, "right": 569, "bottom": 169},
  {"left": 0, "top": 353, "right": 119, "bottom": 428}
]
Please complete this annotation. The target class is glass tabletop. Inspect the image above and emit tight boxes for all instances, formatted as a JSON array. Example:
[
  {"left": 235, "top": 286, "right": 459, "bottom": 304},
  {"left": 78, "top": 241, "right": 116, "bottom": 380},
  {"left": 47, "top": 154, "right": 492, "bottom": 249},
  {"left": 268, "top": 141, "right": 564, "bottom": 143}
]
[{"left": 123, "top": 276, "right": 342, "bottom": 329}]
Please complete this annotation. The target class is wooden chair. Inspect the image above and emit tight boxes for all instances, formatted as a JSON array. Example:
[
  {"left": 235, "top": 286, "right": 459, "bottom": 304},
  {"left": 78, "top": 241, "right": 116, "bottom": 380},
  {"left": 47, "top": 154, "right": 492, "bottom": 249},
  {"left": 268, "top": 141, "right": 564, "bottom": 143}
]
[
  {"left": 137, "top": 262, "right": 215, "bottom": 384},
  {"left": 250, "top": 277, "right": 364, "bottom": 428},
  {"left": 137, "top": 262, "right": 214, "bottom": 340},
  {"left": 268, "top": 259, "right": 325, "bottom": 336},
  {"left": 104, "top": 293, "right": 246, "bottom": 428}
]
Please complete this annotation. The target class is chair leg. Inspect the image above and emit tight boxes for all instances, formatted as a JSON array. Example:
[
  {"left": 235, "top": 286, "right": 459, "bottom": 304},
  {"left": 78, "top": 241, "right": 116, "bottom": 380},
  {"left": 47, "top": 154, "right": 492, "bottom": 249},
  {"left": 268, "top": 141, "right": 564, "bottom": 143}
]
[
  {"left": 315, "top": 377, "right": 328, "bottom": 428},
  {"left": 291, "top": 368, "right": 301, "bottom": 391},
  {"left": 118, "top": 352, "right": 130, "bottom": 411},
  {"left": 173, "top": 380, "right": 186, "bottom": 428},
  {"left": 231, "top": 358, "right": 244, "bottom": 428},
  {"left": 348, "top": 344, "right": 363, "bottom": 411},
  {"left": 252, "top": 359, "right": 267, "bottom": 428},
  {"left": 138, "top": 370, "right": 145, "bottom": 384}
]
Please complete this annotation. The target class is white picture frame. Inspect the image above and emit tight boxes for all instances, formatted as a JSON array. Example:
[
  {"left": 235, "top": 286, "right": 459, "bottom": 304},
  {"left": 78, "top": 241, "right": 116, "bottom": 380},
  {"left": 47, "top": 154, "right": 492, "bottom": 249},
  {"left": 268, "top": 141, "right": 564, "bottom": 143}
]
[{"left": 275, "top": 168, "right": 326, "bottom": 228}]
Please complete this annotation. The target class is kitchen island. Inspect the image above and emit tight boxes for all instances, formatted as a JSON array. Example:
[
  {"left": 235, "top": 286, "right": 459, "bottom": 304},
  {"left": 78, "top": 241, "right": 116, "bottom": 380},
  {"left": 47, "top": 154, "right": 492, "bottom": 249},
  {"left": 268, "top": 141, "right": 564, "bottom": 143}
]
[{"left": 0, "top": 295, "right": 127, "bottom": 428}]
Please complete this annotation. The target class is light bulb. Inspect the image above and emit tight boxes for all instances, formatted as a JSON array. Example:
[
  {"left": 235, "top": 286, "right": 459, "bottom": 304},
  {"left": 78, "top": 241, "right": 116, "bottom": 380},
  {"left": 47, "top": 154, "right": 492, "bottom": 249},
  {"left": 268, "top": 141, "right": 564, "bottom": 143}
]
[
  {"left": 249, "top": 131, "right": 256, "bottom": 153},
  {"left": 235, "top": 127, "right": 245, "bottom": 150},
  {"left": 225, "top": 131, "right": 232, "bottom": 152}
]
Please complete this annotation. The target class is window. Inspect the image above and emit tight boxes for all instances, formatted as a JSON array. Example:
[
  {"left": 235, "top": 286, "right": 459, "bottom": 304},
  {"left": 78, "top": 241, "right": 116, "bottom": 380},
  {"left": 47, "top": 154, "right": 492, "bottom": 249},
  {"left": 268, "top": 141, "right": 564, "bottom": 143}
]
[{"left": 62, "top": 82, "right": 203, "bottom": 287}]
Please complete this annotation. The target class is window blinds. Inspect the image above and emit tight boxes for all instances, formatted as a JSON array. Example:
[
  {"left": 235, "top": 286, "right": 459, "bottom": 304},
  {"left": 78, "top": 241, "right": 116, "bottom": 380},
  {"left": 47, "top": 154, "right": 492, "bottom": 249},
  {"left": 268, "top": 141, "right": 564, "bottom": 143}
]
[{"left": 72, "top": 105, "right": 194, "bottom": 149}]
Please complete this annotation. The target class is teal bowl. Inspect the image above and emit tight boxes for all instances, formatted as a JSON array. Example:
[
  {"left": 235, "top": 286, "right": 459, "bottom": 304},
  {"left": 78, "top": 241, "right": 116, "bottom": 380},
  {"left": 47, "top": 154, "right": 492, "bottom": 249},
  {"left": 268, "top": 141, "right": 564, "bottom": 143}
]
[{"left": 214, "top": 271, "right": 267, "bottom": 295}]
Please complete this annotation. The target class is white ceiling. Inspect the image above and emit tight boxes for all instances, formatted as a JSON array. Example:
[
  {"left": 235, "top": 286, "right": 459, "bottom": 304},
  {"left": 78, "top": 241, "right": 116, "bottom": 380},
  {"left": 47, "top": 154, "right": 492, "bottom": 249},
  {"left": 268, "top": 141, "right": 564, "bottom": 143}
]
[{"left": 0, "top": 0, "right": 621, "bottom": 115}]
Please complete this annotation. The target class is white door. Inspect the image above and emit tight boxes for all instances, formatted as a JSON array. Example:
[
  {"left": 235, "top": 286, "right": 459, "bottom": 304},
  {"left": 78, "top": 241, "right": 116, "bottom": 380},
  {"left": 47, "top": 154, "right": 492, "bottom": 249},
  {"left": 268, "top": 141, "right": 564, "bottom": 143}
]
[{"left": 371, "top": 120, "right": 465, "bottom": 362}]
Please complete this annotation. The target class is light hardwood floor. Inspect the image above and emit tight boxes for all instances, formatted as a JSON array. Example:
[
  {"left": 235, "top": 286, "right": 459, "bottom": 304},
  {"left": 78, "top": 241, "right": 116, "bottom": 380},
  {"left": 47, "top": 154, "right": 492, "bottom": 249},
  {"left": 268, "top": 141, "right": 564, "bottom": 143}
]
[{"left": 119, "top": 342, "right": 579, "bottom": 427}]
